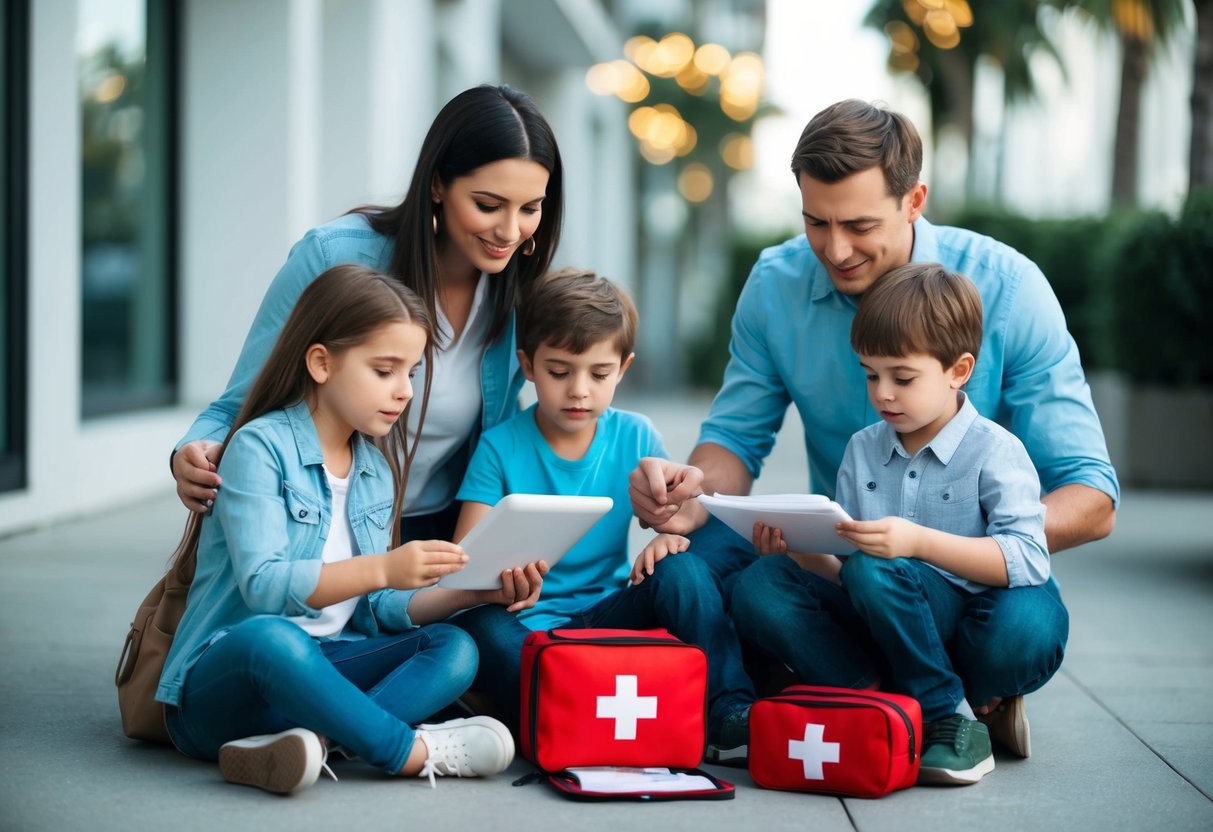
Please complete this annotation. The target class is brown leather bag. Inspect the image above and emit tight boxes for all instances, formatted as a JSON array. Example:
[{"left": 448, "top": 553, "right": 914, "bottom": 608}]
[{"left": 114, "top": 547, "right": 196, "bottom": 744}]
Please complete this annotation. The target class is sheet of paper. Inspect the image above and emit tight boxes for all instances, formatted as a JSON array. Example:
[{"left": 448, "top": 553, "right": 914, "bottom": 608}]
[
  {"left": 698, "top": 492, "right": 855, "bottom": 555},
  {"left": 565, "top": 766, "right": 716, "bottom": 793}
]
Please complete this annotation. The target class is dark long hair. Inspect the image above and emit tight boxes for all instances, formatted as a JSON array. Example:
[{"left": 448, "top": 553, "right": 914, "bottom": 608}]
[
  {"left": 353, "top": 84, "right": 564, "bottom": 347},
  {"left": 171, "top": 265, "right": 434, "bottom": 567}
]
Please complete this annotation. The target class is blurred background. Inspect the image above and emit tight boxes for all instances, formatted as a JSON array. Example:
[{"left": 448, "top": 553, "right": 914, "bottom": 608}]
[{"left": 1, "top": 0, "right": 1209, "bottom": 536}]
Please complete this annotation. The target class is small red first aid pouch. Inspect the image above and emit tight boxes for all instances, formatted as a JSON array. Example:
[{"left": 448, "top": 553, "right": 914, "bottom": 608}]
[
  {"left": 519, "top": 628, "right": 708, "bottom": 771},
  {"left": 748, "top": 685, "right": 922, "bottom": 798}
]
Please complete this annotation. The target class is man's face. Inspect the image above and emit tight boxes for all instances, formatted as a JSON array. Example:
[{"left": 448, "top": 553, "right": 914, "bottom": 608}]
[{"left": 798, "top": 166, "right": 926, "bottom": 296}]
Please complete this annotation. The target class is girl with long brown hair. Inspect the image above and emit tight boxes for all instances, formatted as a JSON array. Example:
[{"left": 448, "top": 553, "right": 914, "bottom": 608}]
[{"left": 157, "top": 265, "right": 527, "bottom": 795}]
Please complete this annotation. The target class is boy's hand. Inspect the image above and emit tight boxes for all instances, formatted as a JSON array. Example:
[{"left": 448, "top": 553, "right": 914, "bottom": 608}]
[
  {"left": 630, "top": 533, "right": 690, "bottom": 584},
  {"left": 835, "top": 517, "right": 921, "bottom": 559},
  {"left": 480, "top": 560, "right": 549, "bottom": 613},
  {"left": 628, "top": 458, "right": 704, "bottom": 531},
  {"left": 752, "top": 521, "right": 788, "bottom": 555},
  {"left": 383, "top": 540, "right": 467, "bottom": 589}
]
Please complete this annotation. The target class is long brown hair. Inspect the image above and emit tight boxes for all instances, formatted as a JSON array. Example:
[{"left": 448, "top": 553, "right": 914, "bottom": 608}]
[
  {"left": 351, "top": 84, "right": 563, "bottom": 348},
  {"left": 171, "top": 264, "right": 433, "bottom": 567}
]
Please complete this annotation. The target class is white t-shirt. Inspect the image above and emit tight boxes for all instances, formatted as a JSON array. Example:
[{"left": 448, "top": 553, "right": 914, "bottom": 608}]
[
  {"left": 289, "top": 469, "right": 360, "bottom": 637},
  {"left": 404, "top": 274, "right": 489, "bottom": 516}
]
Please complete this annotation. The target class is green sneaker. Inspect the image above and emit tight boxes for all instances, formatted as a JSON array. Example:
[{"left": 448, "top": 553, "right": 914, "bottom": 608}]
[
  {"left": 917, "top": 715, "right": 995, "bottom": 785},
  {"left": 705, "top": 707, "right": 750, "bottom": 767}
]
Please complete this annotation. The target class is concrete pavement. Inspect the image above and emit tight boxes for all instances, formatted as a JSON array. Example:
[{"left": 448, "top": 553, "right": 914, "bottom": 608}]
[{"left": 2, "top": 391, "right": 1210, "bottom": 831}]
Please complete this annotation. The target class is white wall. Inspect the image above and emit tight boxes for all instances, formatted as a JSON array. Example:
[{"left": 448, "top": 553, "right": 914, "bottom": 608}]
[{"left": 0, "top": 0, "right": 635, "bottom": 536}]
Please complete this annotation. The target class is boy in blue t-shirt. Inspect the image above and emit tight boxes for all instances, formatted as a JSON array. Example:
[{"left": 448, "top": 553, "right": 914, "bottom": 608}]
[{"left": 453, "top": 267, "right": 755, "bottom": 763}]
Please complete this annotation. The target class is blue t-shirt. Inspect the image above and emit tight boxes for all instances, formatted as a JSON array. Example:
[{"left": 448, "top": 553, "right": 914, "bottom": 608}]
[{"left": 457, "top": 405, "right": 668, "bottom": 630}]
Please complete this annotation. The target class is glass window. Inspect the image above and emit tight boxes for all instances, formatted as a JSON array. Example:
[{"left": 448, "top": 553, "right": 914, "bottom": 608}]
[
  {"left": 77, "top": 0, "right": 176, "bottom": 417},
  {"left": 1, "top": 0, "right": 29, "bottom": 492}
]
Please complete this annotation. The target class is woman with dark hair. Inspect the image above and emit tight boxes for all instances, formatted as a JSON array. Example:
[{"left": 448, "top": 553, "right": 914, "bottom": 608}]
[{"left": 172, "top": 85, "right": 563, "bottom": 555}]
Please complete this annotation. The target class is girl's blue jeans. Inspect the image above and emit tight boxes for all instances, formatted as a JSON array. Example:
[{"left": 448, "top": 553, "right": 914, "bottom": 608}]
[
  {"left": 165, "top": 616, "right": 477, "bottom": 774},
  {"left": 731, "top": 552, "right": 1069, "bottom": 722}
]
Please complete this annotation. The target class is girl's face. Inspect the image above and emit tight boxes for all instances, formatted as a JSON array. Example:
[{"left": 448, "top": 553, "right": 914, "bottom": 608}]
[
  {"left": 310, "top": 321, "right": 428, "bottom": 444},
  {"left": 432, "top": 158, "right": 550, "bottom": 279}
]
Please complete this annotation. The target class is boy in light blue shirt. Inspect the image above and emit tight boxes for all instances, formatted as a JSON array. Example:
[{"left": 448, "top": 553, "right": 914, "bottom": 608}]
[
  {"left": 749, "top": 263, "right": 1053, "bottom": 786},
  {"left": 452, "top": 268, "right": 755, "bottom": 763}
]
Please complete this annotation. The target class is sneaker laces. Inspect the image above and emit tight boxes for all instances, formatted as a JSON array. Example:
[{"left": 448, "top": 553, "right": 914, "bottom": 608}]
[
  {"left": 415, "top": 729, "right": 464, "bottom": 789},
  {"left": 926, "top": 717, "right": 970, "bottom": 751}
]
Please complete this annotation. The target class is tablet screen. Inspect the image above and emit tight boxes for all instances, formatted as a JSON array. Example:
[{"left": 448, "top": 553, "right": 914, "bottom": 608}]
[{"left": 438, "top": 493, "right": 614, "bottom": 590}]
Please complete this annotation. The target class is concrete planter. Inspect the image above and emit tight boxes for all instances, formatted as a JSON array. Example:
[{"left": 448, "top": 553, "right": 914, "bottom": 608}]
[{"left": 1089, "top": 371, "right": 1213, "bottom": 488}]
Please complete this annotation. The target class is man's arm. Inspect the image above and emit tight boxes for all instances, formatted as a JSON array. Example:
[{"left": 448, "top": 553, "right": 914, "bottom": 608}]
[{"left": 1042, "top": 483, "right": 1116, "bottom": 553}]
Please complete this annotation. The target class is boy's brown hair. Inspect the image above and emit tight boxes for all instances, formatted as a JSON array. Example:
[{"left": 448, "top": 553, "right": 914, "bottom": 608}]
[
  {"left": 851, "top": 263, "right": 983, "bottom": 367},
  {"left": 791, "top": 99, "right": 922, "bottom": 199},
  {"left": 517, "top": 267, "right": 638, "bottom": 360}
]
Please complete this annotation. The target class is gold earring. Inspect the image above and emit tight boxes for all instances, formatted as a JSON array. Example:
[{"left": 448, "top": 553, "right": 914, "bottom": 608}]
[{"left": 522, "top": 237, "right": 536, "bottom": 256}]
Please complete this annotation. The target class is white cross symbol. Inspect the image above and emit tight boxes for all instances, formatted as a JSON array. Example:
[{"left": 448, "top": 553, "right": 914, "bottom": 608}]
[
  {"left": 596, "top": 674, "right": 658, "bottom": 740},
  {"left": 788, "top": 722, "right": 841, "bottom": 780}
]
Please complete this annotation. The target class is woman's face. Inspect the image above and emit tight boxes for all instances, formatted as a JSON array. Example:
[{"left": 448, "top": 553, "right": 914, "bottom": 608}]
[{"left": 433, "top": 158, "right": 550, "bottom": 279}]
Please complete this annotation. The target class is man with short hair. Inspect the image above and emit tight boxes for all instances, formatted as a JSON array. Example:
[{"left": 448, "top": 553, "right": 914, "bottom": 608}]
[{"left": 629, "top": 99, "right": 1118, "bottom": 762}]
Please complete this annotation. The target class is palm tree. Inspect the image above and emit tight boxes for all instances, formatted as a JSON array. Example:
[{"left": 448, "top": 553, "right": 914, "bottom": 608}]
[
  {"left": 864, "top": 0, "right": 1065, "bottom": 202},
  {"left": 1068, "top": 0, "right": 1189, "bottom": 203},
  {"left": 1190, "top": 0, "right": 1213, "bottom": 190}
]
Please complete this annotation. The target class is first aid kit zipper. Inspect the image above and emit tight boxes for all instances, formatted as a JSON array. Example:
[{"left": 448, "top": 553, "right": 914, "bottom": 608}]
[{"left": 768, "top": 690, "right": 918, "bottom": 762}]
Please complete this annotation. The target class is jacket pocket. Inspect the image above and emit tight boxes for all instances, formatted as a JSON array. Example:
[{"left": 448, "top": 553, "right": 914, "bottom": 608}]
[{"left": 283, "top": 483, "right": 321, "bottom": 526}]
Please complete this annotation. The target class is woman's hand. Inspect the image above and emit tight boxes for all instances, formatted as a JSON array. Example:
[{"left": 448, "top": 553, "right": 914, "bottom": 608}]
[
  {"left": 172, "top": 440, "right": 224, "bottom": 513},
  {"left": 479, "top": 560, "right": 549, "bottom": 613},
  {"left": 630, "top": 533, "right": 690, "bottom": 584},
  {"left": 382, "top": 539, "right": 468, "bottom": 589}
]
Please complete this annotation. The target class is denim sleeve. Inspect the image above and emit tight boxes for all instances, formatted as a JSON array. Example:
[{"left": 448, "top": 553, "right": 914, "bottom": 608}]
[
  {"left": 216, "top": 428, "right": 323, "bottom": 615},
  {"left": 697, "top": 268, "right": 792, "bottom": 478},
  {"left": 178, "top": 231, "right": 331, "bottom": 449},
  {"left": 981, "top": 436, "right": 1051, "bottom": 588},
  {"left": 367, "top": 588, "right": 418, "bottom": 632},
  {"left": 1000, "top": 264, "right": 1120, "bottom": 504}
]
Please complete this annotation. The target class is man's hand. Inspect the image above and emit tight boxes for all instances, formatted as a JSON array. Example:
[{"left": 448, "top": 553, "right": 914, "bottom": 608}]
[{"left": 628, "top": 457, "right": 704, "bottom": 532}]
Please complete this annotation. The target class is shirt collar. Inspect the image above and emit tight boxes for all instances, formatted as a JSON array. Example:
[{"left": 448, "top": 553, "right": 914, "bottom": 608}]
[
  {"left": 875, "top": 389, "right": 978, "bottom": 466},
  {"left": 284, "top": 399, "right": 380, "bottom": 479}
]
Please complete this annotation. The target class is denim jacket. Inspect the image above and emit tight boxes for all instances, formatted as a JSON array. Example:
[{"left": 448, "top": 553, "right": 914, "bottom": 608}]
[
  {"left": 176, "top": 212, "right": 525, "bottom": 510},
  {"left": 157, "top": 401, "right": 416, "bottom": 706}
]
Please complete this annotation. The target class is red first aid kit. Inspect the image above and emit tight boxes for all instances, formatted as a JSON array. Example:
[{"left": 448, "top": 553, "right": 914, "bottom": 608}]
[
  {"left": 748, "top": 685, "right": 922, "bottom": 798},
  {"left": 519, "top": 628, "right": 708, "bottom": 771}
]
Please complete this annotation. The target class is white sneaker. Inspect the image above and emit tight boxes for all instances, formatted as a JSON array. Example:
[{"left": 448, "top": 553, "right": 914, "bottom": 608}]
[
  {"left": 414, "top": 716, "right": 514, "bottom": 788},
  {"left": 219, "top": 727, "right": 330, "bottom": 795}
]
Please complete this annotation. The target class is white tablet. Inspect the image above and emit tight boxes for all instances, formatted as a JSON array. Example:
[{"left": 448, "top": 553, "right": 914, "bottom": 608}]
[
  {"left": 698, "top": 492, "right": 855, "bottom": 556},
  {"left": 438, "top": 493, "right": 614, "bottom": 590}
]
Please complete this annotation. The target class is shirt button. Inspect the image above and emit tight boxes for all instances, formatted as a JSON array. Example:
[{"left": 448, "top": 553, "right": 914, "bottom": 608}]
[
  {"left": 298, "top": 509, "right": 308, "bottom": 518},
  {"left": 866, "top": 481, "right": 876, "bottom": 490},
  {"left": 942, "top": 493, "right": 950, "bottom": 501},
  {"left": 908, "top": 510, "right": 915, "bottom": 517},
  {"left": 908, "top": 471, "right": 918, "bottom": 479}
]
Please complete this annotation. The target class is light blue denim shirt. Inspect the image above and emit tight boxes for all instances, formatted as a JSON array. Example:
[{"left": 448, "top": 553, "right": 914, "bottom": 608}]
[
  {"left": 836, "top": 392, "right": 1051, "bottom": 592},
  {"left": 177, "top": 212, "right": 525, "bottom": 513},
  {"left": 699, "top": 218, "right": 1120, "bottom": 504},
  {"left": 157, "top": 401, "right": 417, "bottom": 706}
]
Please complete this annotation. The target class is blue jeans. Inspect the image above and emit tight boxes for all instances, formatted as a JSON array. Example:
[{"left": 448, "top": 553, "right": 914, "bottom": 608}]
[
  {"left": 731, "top": 555, "right": 1069, "bottom": 722},
  {"left": 685, "top": 515, "right": 759, "bottom": 606},
  {"left": 165, "top": 616, "right": 477, "bottom": 774},
  {"left": 452, "top": 552, "right": 755, "bottom": 733}
]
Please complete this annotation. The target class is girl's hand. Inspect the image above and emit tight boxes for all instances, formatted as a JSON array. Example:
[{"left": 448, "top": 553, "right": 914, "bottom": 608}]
[
  {"left": 480, "top": 560, "right": 549, "bottom": 613},
  {"left": 173, "top": 440, "right": 224, "bottom": 513},
  {"left": 752, "top": 521, "right": 788, "bottom": 556},
  {"left": 630, "top": 534, "right": 690, "bottom": 584},
  {"left": 835, "top": 517, "right": 921, "bottom": 559},
  {"left": 383, "top": 539, "right": 468, "bottom": 589}
]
